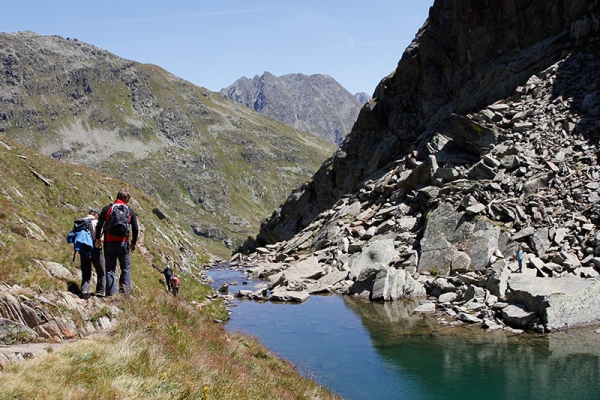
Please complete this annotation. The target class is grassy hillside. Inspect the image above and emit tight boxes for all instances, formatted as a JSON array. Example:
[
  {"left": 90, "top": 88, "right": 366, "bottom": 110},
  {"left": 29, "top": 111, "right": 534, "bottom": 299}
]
[
  {"left": 0, "top": 32, "right": 337, "bottom": 254},
  {"left": 0, "top": 295, "right": 338, "bottom": 399},
  {"left": 0, "top": 134, "right": 338, "bottom": 399},
  {"left": 0, "top": 133, "right": 209, "bottom": 289}
]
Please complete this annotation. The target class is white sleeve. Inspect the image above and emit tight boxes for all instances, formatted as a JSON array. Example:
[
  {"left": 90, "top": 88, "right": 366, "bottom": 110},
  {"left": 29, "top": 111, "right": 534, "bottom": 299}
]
[{"left": 91, "top": 219, "right": 98, "bottom": 239}]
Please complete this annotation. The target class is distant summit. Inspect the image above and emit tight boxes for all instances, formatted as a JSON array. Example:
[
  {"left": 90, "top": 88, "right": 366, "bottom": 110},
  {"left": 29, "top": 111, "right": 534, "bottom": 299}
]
[
  {"left": 221, "top": 72, "right": 364, "bottom": 145},
  {"left": 354, "top": 92, "right": 372, "bottom": 105}
]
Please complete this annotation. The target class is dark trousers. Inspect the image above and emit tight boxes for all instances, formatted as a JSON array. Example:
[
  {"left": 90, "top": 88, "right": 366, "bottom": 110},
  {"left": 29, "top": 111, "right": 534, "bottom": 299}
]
[
  {"left": 81, "top": 248, "right": 106, "bottom": 295},
  {"left": 104, "top": 241, "right": 131, "bottom": 296},
  {"left": 164, "top": 271, "right": 173, "bottom": 291}
]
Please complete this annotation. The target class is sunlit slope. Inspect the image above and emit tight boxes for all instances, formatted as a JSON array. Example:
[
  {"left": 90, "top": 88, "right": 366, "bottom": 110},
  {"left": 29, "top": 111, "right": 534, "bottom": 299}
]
[{"left": 0, "top": 31, "right": 336, "bottom": 251}]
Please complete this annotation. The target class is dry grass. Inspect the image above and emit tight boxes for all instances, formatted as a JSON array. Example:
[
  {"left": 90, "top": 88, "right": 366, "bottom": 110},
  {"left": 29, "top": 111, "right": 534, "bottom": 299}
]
[{"left": 0, "top": 289, "right": 339, "bottom": 400}]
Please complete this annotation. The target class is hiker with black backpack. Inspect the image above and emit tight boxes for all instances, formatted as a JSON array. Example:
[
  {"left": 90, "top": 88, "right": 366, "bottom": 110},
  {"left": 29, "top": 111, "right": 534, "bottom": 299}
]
[
  {"left": 163, "top": 265, "right": 173, "bottom": 293},
  {"left": 95, "top": 189, "right": 139, "bottom": 297},
  {"left": 66, "top": 208, "right": 106, "bottom": 299}
]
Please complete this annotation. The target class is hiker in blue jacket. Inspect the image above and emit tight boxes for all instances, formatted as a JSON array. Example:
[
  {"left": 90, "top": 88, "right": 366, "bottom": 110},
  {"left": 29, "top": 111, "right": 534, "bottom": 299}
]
[
  {"left": 515, "top": 245, "right": 524, "bottom": 273},
  {"left": 81, "top": 208, "right": 106, "bottom": 298}
]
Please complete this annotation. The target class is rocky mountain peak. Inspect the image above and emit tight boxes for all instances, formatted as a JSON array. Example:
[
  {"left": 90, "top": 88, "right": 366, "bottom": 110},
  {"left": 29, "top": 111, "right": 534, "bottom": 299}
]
[
  {"left": 221, "top": 72, "right": 363, "bottom": 145},
  {"left": 354, "top": 92, "right": 372, "bottom": 105}
]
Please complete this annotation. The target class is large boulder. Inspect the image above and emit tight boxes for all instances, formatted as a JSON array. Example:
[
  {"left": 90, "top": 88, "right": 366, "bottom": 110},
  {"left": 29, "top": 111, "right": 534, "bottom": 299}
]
[
  {"left": 506, "top": 275, "right": 600, "bottom": 331},
  {"left": 348, "top": 239, "right": 396, "bottom": 281},
  {"left": 371, "top": 268, "right": 426, "bottom": 301},
  {"left": 501, "top": 304, "right": 537, "bottom": 328},
  {"left": 486, "top": 261, "right": 512, "bottom": 298},
  {"left": 418, "top": 202, "right": 501, "bottom": 276}
]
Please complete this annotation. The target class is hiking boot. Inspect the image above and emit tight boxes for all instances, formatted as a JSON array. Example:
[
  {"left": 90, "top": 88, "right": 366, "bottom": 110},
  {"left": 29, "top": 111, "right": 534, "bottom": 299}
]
[{"left": 119, "top": 285, "right": 131, "bottom": 298}]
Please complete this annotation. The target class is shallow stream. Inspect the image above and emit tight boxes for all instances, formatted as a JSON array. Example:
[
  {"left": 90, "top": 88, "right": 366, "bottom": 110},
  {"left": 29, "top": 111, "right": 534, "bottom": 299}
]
[{"left": 208, "top": 268, "right": 600, "bottom": 400}]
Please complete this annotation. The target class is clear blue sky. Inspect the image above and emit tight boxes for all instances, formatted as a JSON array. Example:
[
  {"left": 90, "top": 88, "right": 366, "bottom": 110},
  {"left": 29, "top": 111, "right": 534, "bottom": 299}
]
[{"left": 3, "top": 1, "right": 432, "bottom": 95}]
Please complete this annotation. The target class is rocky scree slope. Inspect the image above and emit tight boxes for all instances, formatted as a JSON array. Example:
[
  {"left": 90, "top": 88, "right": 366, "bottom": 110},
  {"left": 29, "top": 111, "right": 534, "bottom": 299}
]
[
  {"left": 231, "top": 0, "right": 600, "bottom": 333},
  {"left": 0, "top": 134, "right": 211, "bottom": 367},
  {"left": 0, "top": 32, "right": 335, "bottom": 249},
  {"left": 256, "top": 0, "right": 599, "bottom": 244},
  {"left": 221, "top": 72, "right": 365, "bottom": 145}
]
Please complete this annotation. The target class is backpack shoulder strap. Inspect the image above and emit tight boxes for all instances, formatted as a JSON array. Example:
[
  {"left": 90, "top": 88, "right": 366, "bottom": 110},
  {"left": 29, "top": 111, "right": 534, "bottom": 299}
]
[{"left": 105, "top": 205, "right": 113, "bottom": 220}]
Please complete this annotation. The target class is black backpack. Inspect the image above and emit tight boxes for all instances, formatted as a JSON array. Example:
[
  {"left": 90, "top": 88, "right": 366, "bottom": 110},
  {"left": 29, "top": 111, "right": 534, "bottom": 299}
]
[
  {"left": 105, "top": 204, "right": 130, "bottom": 237},
  {"left": 72, "top": 217, "right": 92, "bottom": 234},
  {"left": 67, "top": 217, "right": 94, "bottom": 261}
]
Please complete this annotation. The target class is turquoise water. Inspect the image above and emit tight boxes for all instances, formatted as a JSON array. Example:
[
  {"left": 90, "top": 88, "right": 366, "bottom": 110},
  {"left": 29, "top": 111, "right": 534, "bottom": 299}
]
[{"left": 210, "top": 269, "right": 600, "bottom": 400}]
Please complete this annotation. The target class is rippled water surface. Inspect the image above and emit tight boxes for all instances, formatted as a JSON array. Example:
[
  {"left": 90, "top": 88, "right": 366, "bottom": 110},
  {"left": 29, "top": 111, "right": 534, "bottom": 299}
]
[{"left": 209, "top": 269, "right": 600, "bottom": 400}]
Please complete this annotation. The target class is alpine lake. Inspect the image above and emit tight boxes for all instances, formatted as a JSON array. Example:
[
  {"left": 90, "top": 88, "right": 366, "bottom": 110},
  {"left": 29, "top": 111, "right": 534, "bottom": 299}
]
[{"left": 207, "top": 267, "right": 600, "bottom": 400}]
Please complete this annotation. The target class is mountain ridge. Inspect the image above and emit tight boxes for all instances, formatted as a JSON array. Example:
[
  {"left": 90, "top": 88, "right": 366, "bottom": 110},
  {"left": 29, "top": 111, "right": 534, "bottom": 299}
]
[
  {"left": 0, "top": 31, "right": 336, "bottom": 253},
  {"left": 221, "top": 72, "right": 367, "bottom": 145}
]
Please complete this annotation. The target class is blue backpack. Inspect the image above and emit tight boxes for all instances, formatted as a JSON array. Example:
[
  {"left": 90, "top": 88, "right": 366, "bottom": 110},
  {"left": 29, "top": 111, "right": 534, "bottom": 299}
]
[{"left": 66, "top": 218, "right": 94, "bottom": 261}]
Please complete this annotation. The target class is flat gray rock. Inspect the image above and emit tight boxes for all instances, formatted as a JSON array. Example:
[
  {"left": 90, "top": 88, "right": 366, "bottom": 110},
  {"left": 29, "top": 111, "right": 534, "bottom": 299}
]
[
  {"left": 371, "top": 268, "right": 425, "bottom": 301},
  {"left": 413, "top": 302, "right": 436, "bottom": 313},
  {"left": 284, "top": 256, "right": 324, "bottom": 281},
  {"left": 317, "top": 270, "right": 349, "bottom": 286},
  {"left": 269, "top": 288, "right": 309, "bottom": 303},
  {"left": 507, "top": 276, "right": 600, "bottom": 331}
]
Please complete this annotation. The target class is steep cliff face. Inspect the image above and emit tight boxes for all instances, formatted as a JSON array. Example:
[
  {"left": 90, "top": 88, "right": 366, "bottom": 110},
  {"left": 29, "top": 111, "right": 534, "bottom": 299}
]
[
  {"left": 235, "top": 0, "right": 600, "bottom": 331},
  {"left": 221, "top": 72, "right": 363, "bottom": 145},
  {"left": 256, "top": 0, "right": 598, "bottom": 244}
]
